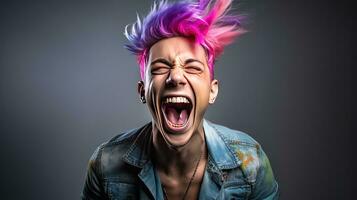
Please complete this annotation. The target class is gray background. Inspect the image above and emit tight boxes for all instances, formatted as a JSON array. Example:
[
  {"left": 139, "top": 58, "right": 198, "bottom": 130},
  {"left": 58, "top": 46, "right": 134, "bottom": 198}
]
[{"left": 0, "top": 0, "right": 353, "bottom": 199}]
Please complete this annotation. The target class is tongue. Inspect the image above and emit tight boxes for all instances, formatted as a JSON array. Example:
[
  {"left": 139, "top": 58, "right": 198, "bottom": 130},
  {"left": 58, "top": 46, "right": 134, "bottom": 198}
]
[{"left": 166, "top": 107, "right": 188, "bottom": 125}]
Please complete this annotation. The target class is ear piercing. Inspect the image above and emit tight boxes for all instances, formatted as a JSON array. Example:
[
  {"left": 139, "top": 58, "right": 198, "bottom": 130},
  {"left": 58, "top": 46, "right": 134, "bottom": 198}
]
[{"left": 140, "top": 96, "right": 146, "bottom": 104}]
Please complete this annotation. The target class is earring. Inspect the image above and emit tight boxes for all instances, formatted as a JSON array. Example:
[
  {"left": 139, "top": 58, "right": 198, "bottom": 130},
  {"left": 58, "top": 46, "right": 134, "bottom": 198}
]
[
  {"left": 210, "top": 98, "right": 216, "bottom": 104},
  {"left": 140, "top": 96, "right": 146, "bottom": 104}
]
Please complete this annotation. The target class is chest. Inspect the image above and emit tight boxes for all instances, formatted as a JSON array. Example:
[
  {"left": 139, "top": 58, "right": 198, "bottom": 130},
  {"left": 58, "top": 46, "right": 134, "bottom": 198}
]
[{"left": 103, "top": 168, "right": 251, "bottom": 200}]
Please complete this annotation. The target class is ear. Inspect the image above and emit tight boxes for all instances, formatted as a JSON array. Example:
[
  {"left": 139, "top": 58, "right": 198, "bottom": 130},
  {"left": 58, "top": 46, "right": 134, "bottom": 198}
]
[
  {"left": 137, "top": 81, "right": 145, "bottom": 98},
  {"left": 209, "top": 79, "right": 219, "bottom": 104}
]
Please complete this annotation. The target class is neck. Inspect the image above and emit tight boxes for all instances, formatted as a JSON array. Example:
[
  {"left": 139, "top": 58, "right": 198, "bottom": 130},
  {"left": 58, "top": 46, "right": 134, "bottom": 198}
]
[{"left": 152, "top": 124, "right": 206, "bottom": 176}]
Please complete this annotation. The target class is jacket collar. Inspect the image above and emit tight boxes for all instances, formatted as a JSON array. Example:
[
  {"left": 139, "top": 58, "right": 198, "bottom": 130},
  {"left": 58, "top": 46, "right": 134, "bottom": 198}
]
[
  {"left": 203, "top": 119, "right": 240, "bottom": 169},
  {"left": 122, "top": 123, "right": 152, "bottom": 168},
  {"left": 122, "top": 119, "right": 240, "bottom": 170}
]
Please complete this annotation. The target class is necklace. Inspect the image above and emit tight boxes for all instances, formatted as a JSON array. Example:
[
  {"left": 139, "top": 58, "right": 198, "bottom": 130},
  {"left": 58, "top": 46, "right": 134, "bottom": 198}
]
[{"left": 162, "top": 149, "right": 203, "bottom": 200}]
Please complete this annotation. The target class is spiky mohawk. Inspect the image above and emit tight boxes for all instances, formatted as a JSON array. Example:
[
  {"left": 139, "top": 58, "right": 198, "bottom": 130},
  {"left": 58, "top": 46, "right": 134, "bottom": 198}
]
[{"left": 124, "top": 0, "right": 245, "bottom": 80}]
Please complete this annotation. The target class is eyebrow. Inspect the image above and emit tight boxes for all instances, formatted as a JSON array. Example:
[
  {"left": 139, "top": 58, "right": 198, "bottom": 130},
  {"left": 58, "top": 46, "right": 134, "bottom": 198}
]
[
  {"left": 150, "top": 58, "right": 173, "bottom": 67},
  {"left": 150, "top": 58, "right": 204, "bottom": 66},
  {"left": 184, "top": 58, "right": 204, "bottom": 66}
]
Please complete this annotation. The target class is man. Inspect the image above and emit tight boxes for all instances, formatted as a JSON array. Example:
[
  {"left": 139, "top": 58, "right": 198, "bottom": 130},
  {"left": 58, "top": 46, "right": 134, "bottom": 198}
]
[{"left": 82, "top": 0, "right": 278, "bottom": 199}]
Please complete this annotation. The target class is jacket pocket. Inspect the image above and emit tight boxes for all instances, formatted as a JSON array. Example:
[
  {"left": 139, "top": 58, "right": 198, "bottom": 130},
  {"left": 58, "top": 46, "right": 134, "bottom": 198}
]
[
  {"left": 107, "top": 182, "right": 138, "bottom": 200},
  {"left": 218, "top": 182, "right": 251, "bottom": 200}
]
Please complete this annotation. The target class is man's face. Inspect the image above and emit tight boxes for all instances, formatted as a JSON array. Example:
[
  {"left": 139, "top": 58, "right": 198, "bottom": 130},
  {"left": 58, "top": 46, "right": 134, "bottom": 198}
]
[{"left": 138, "top": 37, "right": 218, "bottom": 147}]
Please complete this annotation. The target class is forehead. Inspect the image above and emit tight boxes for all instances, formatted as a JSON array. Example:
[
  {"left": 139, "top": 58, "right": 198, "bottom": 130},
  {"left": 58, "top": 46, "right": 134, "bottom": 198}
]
[{"left": 148, "top": 37, "right": 207, "bottom": 63}]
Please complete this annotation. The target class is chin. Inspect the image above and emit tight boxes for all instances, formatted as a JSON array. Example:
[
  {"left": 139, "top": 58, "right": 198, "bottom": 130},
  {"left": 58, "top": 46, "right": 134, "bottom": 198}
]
[{"left": 161, "top": 129, "right": 195, "bottom": 147}]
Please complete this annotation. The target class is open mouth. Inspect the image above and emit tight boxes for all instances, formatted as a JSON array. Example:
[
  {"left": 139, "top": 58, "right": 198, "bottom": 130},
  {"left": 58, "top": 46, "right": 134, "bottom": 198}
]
[{"left": 161, "top": 96, "right": 193, "bottom": 133}]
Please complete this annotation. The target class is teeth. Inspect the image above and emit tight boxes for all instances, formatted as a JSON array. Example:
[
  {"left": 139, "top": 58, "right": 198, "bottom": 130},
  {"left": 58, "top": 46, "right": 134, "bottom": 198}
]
[{"left": 164, "top": 97, "right": 189, "bottom": 104}]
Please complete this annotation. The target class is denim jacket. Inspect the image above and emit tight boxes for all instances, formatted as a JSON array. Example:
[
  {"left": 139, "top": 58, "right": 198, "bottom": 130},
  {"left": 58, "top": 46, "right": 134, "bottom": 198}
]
[{"left": 82, "top": 119, "right": 279, "bottom": 199}]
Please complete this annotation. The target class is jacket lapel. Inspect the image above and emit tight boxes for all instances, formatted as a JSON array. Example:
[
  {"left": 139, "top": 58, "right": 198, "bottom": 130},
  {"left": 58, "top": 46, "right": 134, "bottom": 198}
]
[{"left": 122, "top": 123, "right": 162, "bottom": 199}]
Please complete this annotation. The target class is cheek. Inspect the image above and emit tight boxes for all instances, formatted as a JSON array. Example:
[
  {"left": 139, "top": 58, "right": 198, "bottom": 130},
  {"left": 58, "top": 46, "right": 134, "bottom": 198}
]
[
  {"left": 144, "top": 81, "right": 161, "bottom": 121},
  {"left": 193, "top": 85, "right": 210, "bottom": 122},
  {"left": 145, "top": 77, "right": 165, "bottom": 104},
  {"left": 190, "top": 79, "right": 211, "bottom": 106},
  {"left": 196, "top": 87, "right": 210, "bottom": 106}
]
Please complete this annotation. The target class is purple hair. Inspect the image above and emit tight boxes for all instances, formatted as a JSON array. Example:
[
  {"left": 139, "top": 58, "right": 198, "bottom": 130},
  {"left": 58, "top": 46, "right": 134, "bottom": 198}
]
[{"left": 124, "top": 0, "right": 245, "bottom": 80}]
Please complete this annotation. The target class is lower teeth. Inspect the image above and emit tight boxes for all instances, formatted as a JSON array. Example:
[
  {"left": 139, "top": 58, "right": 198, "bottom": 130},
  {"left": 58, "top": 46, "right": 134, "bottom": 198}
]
[{"left": 167, "top": 120, "right": 184, "bottom": 127}]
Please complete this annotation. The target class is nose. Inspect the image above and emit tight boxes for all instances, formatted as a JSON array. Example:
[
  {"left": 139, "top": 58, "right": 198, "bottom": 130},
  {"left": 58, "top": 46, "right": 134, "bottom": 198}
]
[{"left": 165, "top": 66, "right": 187, "bottom": 87}]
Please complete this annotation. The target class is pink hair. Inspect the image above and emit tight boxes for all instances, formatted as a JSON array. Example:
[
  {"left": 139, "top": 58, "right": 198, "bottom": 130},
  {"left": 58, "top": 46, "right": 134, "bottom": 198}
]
[{"left": 124, "top": 0, "right": 246, "bottom": 80}]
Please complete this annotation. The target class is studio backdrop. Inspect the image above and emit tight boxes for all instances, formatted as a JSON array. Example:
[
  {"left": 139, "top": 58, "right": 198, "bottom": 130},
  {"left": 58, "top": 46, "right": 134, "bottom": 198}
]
[{"left": 0, "top": 0, "right": 352, "bottom": 199}]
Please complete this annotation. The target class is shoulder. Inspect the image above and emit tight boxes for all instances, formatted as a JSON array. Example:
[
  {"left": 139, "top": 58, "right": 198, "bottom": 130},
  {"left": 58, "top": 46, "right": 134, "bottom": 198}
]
[
  {"left": 209, "top": 121, "right": 278, "bottom": 198},
  {"left": 208, "top": 121, "right": 265, "bottom": 183},
  {"left": 82, "top": 124, "right": 150, "bottom": 198},
  {"left": 88, "top": 123, "right": 150, "bottom": 175},
  {"left": 209, "top": 122, "right": 260, "bottom": 148},
  {"left": 90, "top": 126, "right": 140, "bottom": 160}
]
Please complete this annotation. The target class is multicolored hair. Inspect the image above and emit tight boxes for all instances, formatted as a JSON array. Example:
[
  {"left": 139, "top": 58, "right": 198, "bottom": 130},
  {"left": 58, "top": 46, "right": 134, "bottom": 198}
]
[{"left": 124, "top": 0, "right": 245, "bottom": 80}]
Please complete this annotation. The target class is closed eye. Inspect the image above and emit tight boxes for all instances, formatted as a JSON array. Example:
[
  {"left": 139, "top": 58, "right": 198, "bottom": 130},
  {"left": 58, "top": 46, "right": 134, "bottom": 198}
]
[
  {"left": 184, "top": 65, "right": 204, "bottom": 74},
  {"left": 184, "top": 58, "right": 205, "bottom": 74},
  {"left": 151, "top": 65, "right": 170, "bottom": 75},
  {"left": 150, "top": 58, "right": 172, "bottom": 75}
]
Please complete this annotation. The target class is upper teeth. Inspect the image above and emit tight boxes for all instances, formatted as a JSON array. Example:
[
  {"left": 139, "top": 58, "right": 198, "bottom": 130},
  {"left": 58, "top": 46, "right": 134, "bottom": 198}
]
[{"left": 164, "top": 97, "right": 189, "bottom": 103}]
